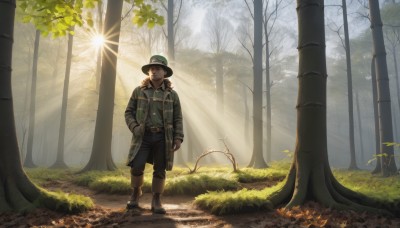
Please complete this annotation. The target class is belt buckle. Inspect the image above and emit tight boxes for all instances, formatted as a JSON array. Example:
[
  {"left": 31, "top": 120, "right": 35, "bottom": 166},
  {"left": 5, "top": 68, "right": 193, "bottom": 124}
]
[{"left": 150, "top": 127, "right": 160, "bottom": 133}]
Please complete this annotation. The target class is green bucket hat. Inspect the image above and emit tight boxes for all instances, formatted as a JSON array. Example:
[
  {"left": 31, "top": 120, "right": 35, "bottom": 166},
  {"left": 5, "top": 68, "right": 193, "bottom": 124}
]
[{"left": 141, "top": 55, "right": 173, "bottom": 77}]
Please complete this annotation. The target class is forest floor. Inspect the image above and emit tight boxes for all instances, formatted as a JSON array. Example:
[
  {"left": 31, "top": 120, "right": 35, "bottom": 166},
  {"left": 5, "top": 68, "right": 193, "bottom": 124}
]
[{"left": 1, "top": 180, "right": 400, "bottom": 227}]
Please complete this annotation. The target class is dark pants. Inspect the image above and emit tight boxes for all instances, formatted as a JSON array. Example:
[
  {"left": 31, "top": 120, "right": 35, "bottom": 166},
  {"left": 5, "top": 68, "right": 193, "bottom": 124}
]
[{"left": 130, "top": 131, "right": 166, "bottom": 179}]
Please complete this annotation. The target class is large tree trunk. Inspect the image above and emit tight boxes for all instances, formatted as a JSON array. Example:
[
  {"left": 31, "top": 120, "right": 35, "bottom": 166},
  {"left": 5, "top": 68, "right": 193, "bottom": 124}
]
[
  {"left": 24, "top": 29, "right": 41, "bottom": 168},
  {"left": 268, "top": 0, "right": 391, "bottom": 215},
  {"left": 342, "top": 0, "right": 358, "bottom": 170},
  {"left": 0, "top": 0, "right": 42, "bottom": 212},
  {"left": 369, "top": 0, "right": 398, "bottom": 176},
  {"left": 81, "top": 0, "right": 123, "bottom": 172},
  {"left": 51, "top": 29, "right": 75, "bottom": 169},
  {"left": 250, "top": 0, "right": 267, "bottom": 168}
]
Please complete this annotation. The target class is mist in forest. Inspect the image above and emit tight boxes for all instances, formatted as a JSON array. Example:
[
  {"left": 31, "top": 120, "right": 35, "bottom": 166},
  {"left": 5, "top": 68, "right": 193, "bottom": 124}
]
[{"left": 10, "top": 0, "right": 400, "bottom": 170}]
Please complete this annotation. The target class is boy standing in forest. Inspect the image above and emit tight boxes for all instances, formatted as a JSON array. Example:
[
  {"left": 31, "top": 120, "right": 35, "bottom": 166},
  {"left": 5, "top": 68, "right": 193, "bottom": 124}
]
[{"left": 124, "top": 55, "right": 184, "bottom": 214}]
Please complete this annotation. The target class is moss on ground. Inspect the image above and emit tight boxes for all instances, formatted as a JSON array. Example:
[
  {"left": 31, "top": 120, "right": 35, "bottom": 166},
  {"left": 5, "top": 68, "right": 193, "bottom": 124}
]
[{"left": 26, "top": 162, "right": 399, "bottom": 215}]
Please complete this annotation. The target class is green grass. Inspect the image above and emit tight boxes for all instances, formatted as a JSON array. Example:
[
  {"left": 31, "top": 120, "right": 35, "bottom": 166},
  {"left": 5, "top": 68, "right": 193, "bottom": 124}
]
[
  {"left": 165, "top": 173, "right": 239, "bottom": 195},
  {"left": 25, "top": 168, "right": 73, "bottom": 185},
  {"left": 194, "top": 164, "right": 400, "bottom": 215},
  {"left": 194, "top": 182, "right": 284, "bottom": 215},
  {"left": 333, "top": 169, "right": 400, "bottom": 202},
  {"left": 38, "top": 188, "right": 94, "bottom": 214}
]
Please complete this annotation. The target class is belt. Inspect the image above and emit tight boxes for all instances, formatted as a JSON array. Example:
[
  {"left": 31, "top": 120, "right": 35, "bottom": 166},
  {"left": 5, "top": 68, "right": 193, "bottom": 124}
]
[{"left": 145, "top": 127, "right": 164, "bottom": 133}]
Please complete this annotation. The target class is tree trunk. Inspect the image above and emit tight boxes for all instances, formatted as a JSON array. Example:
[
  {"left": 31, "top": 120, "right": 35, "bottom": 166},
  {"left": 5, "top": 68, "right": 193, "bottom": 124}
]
[
  {"left": 81, "top": 0, "right": 123, "bottom": 172},
  {"left": 342, "top": 0, "right": 358, "bottom": 170},
  {"left": 268, "top": 0, "right": 391, "bottom": 215},
  {"left": 369, "top": 0, "right": 398, "bottom": 176},
  {"left": 51, "top": 29, "right": 75, "bottom": 169},
  {"left": 355, "top": 90, "right": 365, "bottom": 164},
  {"left": 264, "top": 21, "right": 272, "bottom": 163},
  {"left": 0, "top": 0, "right": 42, "bottom": 212},
  {"left": 216, "top": 54, "right": 224, "bottom": 113},
  {"left": 371, "top": 57, "right": 382, "bottom": 174},
  {"left": 243, "top": 84, "right": 250, "bottom": 147},
  {"left": 24, "top": 29, "right": 41, "bottom": 168},
  {"left": 250, "top": 0, "right": 267, "bottom": 169},
  {"left": 167, "top": 0, "right": 175, "bottom": 62},
  {"left": 95, "top": 2, "right": 103, "bottom": 92},
  {"left": 392, "top": 48, "right": 400, "bottom": 129}
]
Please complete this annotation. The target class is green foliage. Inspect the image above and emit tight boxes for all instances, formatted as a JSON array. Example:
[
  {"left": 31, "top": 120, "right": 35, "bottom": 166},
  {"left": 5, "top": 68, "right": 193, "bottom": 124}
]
[
  {"left": 367, "top": 142, "right": 400, "bottom": 165},
  {"left": 17, "top": 0, "right": 100, "bottom": 37},
  {"left": 132, "top": 1, "right": 164, "bottom": 28},
  {"left": 17, "top": 0, "right": 164, "bottom": 37},
  {"left": 38, "top": 188, "right": 94, "bottom": 213}
]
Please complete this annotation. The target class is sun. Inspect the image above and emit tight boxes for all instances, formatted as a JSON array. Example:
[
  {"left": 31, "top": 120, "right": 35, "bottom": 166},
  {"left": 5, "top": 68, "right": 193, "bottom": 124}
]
[{"left": 92, "top": 34, "right": 105, "bottom": 48}]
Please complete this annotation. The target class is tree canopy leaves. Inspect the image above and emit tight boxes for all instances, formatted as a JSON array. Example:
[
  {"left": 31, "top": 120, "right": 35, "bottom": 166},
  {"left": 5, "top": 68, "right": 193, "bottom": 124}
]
[{"left": 18, "top": 0, "right": 164, "bottom": 37}]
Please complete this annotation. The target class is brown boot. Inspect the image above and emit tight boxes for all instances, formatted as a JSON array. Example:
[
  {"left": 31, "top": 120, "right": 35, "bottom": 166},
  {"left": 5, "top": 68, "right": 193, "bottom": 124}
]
[
  {"left": 127, "top": 175, "right": 143, "bottom": 209},
  {"left": 151, "top": 178, "right": 166, "bottom": 214}
]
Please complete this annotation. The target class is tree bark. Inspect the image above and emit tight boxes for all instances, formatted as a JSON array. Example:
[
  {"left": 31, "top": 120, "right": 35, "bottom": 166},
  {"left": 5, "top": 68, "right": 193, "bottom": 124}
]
[
  {"left": 81, "top": 0, "right": 123, "bottom": 172},
  {"left": 369, "top": 0, "right": 398, "bottom": 176},
  {"left": 51, "top": 28, "right": 75, "bottom": 169},
  {"left": 355, "top": 90, "right": 365, "bottom": 164},
  {"left": 250, "top": 0, "right": 267, "bottom": 168},
  {"left": 268, "top": 0, "right": 392, "bottom": 215},
  {"left": 342, "top": 0, "right": 358, "bottom": 170},
  {"left": 24, "top": 29, "right": 41, "bottom": 168},
  {"left": 264, "top": 20, "right": 272, "bottom": 164},
  {"left": 95, "top": 2, "right": 103, "bottom": 92},
  {"left": 371, "top": 57, "right": 382, "bottom": 174},
  {"left": 0, "top": 0, "right": 42, "bottom": 212},
  {"left": 216, "top": 54, "right": 224, "bottom": 113},
  {"left": 167, "top": 0, "right": 175, "bottom": 62}
]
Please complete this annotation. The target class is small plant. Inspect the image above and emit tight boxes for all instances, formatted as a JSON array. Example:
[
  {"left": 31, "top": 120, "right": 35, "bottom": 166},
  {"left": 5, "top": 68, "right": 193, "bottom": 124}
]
[{"left": 367, "top": 142, "right": 399, "bottom": 167}]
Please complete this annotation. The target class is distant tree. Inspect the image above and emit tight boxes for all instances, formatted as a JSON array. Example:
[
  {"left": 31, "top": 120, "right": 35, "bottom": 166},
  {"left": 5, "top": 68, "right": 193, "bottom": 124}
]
[
  {"left": 327, "top": 0, "right": 358, "bottom": 170},
  {"left": 268, "top": 0, "right": 391, "bottom": 215},
  {"left": 251, "top": 0, "right": 267, "bottom": 168},
  {"left": 381, "top": 3, "right": 400, "bottom": 123},
  {"left": 23, "top": 29, "right": 40, "bottom": 168},
  {"left": 369, "top": 0, "right": 398, "bottom": 176},
  {"left": 354, "top": 90, "right": 365, "bottom": 163},
  {"left": 341, "top": 0, "right": 358, "bottom": 170},
  {"left": 51, "top": 27, "right": 74, "bottom": 169},
  {"left": 205, "top": 9, "right": 233, "bottom": 113},
  {"left": 80, "top": 0, "right": 123, "bottom": 171},
  {"left": 370, "top": 56, "right": 383, "bottom": 174}
]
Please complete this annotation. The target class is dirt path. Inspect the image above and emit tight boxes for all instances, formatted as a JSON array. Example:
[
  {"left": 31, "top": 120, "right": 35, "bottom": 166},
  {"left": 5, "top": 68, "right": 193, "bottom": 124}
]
[{"left": 43, "top": 180, "right": 237, "bottom": 227}]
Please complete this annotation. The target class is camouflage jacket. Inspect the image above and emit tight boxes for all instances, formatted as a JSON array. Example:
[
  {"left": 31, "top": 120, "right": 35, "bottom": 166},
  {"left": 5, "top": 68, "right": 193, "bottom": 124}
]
[{"left": 124, "top": 79, "right": 184, "bottom": 170}]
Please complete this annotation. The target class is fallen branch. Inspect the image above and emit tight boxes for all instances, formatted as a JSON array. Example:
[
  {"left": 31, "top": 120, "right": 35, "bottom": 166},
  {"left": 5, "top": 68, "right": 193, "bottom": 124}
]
[{"left": 188, "top": 139, "right": 238, "bottom": 173}]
